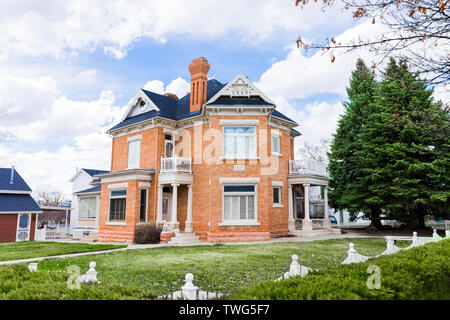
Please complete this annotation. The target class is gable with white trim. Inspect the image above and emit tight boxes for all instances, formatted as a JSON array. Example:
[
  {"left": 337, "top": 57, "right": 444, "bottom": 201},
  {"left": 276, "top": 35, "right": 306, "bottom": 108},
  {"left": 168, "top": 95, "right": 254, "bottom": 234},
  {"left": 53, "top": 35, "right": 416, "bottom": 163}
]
[
  {"left": 122, "top": 90, "right": 160, "bottom": 121},
  {"left": 206, "top": 73, "right": 274, "bottom": 105}
]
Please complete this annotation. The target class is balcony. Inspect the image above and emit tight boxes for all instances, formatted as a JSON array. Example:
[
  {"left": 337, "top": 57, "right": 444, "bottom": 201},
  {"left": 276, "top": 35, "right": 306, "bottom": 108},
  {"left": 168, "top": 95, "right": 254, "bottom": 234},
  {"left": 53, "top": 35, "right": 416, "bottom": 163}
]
[
  {"left": 289, "top": 159, "right": 327, "bottom": 177},
  {"left": 160, "top": 156, "right": 192, "bottom": 174}
]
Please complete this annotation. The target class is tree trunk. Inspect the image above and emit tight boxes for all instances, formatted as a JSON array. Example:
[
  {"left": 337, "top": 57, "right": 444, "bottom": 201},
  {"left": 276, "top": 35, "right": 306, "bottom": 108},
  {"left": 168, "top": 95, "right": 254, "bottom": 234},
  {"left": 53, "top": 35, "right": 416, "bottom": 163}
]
[{"left": 370, "top": 207, "right": 383, "bottom": 229}]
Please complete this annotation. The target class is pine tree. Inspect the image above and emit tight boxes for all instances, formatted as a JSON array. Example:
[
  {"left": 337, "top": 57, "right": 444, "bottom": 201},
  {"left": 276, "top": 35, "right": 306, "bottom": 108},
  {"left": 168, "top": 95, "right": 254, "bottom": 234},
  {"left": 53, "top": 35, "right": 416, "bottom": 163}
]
[
  {"left": 357, "top": 58, "right": 450, "bottom": 227},
  {"left": 328, "top": 58, "right": 378, "bottom": 223}
]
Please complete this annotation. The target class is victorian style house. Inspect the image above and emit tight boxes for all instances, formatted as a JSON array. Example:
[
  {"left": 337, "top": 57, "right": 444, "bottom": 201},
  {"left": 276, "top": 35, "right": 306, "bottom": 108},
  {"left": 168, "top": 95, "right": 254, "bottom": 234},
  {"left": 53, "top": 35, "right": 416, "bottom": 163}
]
[{"left": 92, "top": 57, "right": 335, "bottom": 243}]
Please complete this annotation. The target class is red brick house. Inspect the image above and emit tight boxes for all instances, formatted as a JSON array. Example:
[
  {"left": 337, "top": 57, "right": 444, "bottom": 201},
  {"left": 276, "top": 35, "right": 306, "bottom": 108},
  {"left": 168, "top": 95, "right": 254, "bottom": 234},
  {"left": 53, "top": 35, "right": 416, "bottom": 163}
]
[
  {"left": 0, "top": 168, "right": 42, "bottom": 242},
  {"left": 94, "top": 57, "right": 334, "bottom": 243}
]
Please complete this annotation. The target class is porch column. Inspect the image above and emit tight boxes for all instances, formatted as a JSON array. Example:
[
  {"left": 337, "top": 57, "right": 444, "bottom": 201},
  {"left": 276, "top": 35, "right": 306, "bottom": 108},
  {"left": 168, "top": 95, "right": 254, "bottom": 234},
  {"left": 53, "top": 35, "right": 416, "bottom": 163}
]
[
  {"left": 323, "top": 186, "right": 331, "bottom": 229},
  {"left": 156, "top": 184, "right": 163, "bottom": 224},
  {"left": 170, "top": 183, "right": 180, "bottom": 233},
  {"left": 288, "top": 184, "right": 295, "bottom": 231},
  {"left": 302, "top": 183, "right": 313, "bottom": 231},
  {"left": 185, "top": 184, "right": 193, "bottom": 232}
]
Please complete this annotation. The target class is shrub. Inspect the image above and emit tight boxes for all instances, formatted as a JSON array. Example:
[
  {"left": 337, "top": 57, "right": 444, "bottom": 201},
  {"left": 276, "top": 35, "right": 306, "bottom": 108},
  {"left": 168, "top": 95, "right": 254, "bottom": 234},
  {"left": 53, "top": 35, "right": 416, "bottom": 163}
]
[
  {"left": 230, "top": 239, "right": 450, "bottom": 300},
  {"left": 134, "top": 223, "right": 162, "bottom": 244}
]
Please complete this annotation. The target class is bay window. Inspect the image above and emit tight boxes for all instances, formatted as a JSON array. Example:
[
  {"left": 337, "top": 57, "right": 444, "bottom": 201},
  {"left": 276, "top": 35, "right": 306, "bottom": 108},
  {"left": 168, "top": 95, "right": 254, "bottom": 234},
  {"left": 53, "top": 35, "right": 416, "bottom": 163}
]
[
  {"left": 109, "top": 189, "right": 127, "bottom": 221},
  {"left": 223, "top": 127, "right": 257, "bottom": 159}
]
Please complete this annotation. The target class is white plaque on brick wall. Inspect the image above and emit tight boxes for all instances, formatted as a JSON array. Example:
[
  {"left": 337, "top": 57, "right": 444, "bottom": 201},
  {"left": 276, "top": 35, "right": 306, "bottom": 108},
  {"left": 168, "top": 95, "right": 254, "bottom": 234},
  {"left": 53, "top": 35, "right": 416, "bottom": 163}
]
[{"left": 234, "top": 165, "right": 245, "bottom": 172}]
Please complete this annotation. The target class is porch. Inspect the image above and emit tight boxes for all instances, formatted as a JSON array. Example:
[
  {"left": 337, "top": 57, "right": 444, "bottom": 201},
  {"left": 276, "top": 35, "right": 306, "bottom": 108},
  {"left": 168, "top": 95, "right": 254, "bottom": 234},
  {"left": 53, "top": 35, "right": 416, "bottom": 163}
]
[
  {"left": 288, "top": 159, "right": 337, "bottom": 236},
  {"left": 157, "top": 156, "right": 194, "bottom": 234}
]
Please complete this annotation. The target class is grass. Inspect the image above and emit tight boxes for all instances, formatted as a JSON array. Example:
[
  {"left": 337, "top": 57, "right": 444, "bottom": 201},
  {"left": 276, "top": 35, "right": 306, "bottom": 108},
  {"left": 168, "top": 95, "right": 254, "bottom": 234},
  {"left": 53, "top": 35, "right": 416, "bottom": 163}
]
[
  {"left": 231, "top": 239, "right": 450, "bottom": 300},
  {"left": 0, "top": 238, "right": 395, "bottom": 300},
  {"left": 0, "top": 241, "right": 127, "bottom": 262}
]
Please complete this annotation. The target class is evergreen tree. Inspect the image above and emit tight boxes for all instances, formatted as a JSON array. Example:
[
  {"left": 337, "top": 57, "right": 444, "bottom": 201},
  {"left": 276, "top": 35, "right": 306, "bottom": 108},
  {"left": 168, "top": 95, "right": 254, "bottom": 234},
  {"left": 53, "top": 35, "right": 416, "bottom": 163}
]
[
  {"left": 328, "top": 59, "right": 379, "bottom": 224},
  {"left": 357, "top": 58, "right": 450, "bottom": 227}
]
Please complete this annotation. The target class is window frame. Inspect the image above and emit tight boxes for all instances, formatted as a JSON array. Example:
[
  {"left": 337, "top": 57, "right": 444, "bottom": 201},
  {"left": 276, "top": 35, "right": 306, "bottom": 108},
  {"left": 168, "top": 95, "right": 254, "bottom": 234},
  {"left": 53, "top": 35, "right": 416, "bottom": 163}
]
[
  {"left": 139, "top": 188, "right": 148, "bottom": 223},
  {"left": 222, "top": 126, "right": 257, "bottom": 160},
  {"left": 79, "top": 196, "right": 98, "bottom": 219},
  {"left": 127, "top": 138, "right": 141, "bottom": 169},
  {"left": 272, "top": 187, "right": 282, "bottom": 207},
  {"left": 220, "top": 184, "right": 259, "bottom": 226},
  {"left": 271, "top": 129, "right": 282, "bottom": 156},
  {"left": 108, "top": 189, "right": 127, "bottom": 222}
]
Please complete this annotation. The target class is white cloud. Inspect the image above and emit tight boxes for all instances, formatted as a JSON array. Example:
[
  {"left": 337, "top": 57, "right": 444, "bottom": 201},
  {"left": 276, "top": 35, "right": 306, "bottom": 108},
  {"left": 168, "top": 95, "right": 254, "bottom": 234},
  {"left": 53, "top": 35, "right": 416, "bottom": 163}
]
[
  {"left": 75, "top": 69, "right": 97, "bottom": 83},
  {"left": 166, "top": 77, "right": 190, "bottom": 98},
  {"left": 0, "top": 0, "right": 352, "bottom": 59},
  {"left": 143, "top": 77, "right": 190, "bottom": 99},
  {"left": 142, "top": 80, "right": 165, "bottom": 94}
]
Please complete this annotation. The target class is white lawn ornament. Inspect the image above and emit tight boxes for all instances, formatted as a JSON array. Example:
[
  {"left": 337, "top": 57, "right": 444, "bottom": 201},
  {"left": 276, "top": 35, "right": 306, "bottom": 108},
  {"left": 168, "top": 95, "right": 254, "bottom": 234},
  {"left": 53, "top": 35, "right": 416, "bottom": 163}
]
[
  {"left": 28, "top": 262, "right": 38, "bottom": 272},
  {"left": 446, "top": 230, "right": 450, "bottom": 239},
  {"left": 276, "top": 254, "right": 310, "bottom": 281},
  {"left": 432, "top": 229, "right": 443, "bottom": 242},
  {"left": 379, "top": 237, "right": 401, "bottom": 256},
  {"left": 163, "top": 273, "right": 222, "bottom": 300},
  {"left": 77, "top": 262, "right": 98, "bottom": 284},
  {"left": 405, "top": 232, "right": 420, "bottom": 249},
  {"left": 341, "top": 243, "right": 369, "bottom": 264}
]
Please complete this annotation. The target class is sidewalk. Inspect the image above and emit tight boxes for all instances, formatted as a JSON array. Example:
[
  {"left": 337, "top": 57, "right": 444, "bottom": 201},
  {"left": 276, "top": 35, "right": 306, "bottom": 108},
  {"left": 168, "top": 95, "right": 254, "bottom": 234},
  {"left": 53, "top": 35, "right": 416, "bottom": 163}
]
[{"left": 0, "top": 233, "right": 376, "bottom": 266}]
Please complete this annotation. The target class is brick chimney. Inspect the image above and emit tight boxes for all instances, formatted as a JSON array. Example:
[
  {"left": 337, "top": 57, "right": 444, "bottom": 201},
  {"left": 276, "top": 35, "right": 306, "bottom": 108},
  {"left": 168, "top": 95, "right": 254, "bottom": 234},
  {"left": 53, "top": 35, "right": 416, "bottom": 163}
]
[
  {"left": 189, "top": 57, "right": 210, "bottom": 112},
  {"left": 164, "top": 93, "right": 178, "bottom": 100}
]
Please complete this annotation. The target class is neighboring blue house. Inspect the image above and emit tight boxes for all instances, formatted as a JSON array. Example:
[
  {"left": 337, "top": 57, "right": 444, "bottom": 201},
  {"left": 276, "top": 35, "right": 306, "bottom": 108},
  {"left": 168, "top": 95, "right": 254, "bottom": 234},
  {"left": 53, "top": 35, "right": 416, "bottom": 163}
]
[{"left": 0, "top": 167, "right": 42, "bottom": 242}]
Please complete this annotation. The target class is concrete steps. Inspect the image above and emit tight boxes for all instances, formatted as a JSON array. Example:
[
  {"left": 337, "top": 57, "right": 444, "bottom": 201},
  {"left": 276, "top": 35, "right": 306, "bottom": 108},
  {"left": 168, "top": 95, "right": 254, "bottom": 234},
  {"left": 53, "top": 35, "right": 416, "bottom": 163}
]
[{"left": 167, "top": 232, "right": 203, "bottom": 244}]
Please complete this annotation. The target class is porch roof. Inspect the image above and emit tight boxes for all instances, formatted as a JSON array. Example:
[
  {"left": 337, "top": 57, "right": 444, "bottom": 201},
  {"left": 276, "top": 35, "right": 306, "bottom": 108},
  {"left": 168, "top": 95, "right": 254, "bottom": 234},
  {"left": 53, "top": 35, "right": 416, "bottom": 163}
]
[{"left": 0, "top": 194, "right": 42, "bottom": 213}]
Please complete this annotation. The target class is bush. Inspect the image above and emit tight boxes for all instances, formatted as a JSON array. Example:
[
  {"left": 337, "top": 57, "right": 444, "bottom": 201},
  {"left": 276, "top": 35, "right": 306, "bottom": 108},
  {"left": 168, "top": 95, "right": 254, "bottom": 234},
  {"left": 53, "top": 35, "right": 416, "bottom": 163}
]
[
  {"left": 134, "top": 223, "right": 162, "bottom": 244},
  {"left": 231, "top": 239, "right": 450, "bottom": 300}
]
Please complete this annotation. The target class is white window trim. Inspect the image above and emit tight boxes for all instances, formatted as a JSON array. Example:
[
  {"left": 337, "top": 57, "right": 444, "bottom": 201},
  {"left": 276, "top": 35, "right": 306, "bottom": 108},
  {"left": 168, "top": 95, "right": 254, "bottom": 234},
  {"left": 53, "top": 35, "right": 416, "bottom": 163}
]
[
  {"left": 271, "top": 130, "right": 282, "bottom": 156},
  {"left": 108, "top": 189, "right": 127, "bottom": 223},
  {"left": 272, "top": 186, "right": 283, "bottom": 208},
  {"left": 222, "top": 126, "right": 257, "bottom": 160},
  {"left": 221, "top": 184, "right": 258, "bottom": 226},
  {"left": 219, "top": 119, "right": 259, "bottom": 126},
  {"left": 127, "top": 134, "right": 142, "bottom": 143},
  {"left": 272, "top": 181, "right": 284, "bottom": 187},
  {"left": 108, "top": 182, "right": 129, "bottom": 189},
  {"left": 139, "top": 188, "right": 148, "bottom": 223},
  {"left": 127, "top": 138, "right": 141, "bottom": 169},
  {"left": 220, "top": 178, "right": 260, "bottom": 184},
  {"left": 78, "top": 196, "right": 98, "bottom": 219}
]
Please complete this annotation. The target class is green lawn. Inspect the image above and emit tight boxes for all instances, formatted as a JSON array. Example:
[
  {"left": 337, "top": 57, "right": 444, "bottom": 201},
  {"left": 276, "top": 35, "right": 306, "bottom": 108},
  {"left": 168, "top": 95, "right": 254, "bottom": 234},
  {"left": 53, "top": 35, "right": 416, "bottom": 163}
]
[
  {"left": 0, "top": 241, "right": 127, "bottom": 262},
  {"left": 0, "top": 238, "right": 399, "bottom": 300}
]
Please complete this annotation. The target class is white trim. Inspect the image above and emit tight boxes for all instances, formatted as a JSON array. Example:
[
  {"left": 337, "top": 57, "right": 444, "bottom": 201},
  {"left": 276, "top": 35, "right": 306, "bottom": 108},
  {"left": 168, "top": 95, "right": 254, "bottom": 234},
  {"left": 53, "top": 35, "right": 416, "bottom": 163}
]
[
  {"left": 218, "top": 221, "right": 260, "bottom": 226},
  {"left": 272, "top": 186, "right": 282, "bottom": 206},
  {"left": 270, "top": 129, "right": 282, "bottom": 136},
  {"left": 272, "top": 204, "right": 284, "bottom": 208},
  {"left": 0, "top": 211, "right": 41, "bottom": 214},
  {"left": 105, "top": 221, "right": 127, "bottom": 226},
  {"left": 206, "top": 73, "right": 275, "bottom": 105},
  {"left": 0, "top": 190, "right": 32, "bottom": 194},
  {"left": 108, "top": 182, "right": 129, "bottom": 189},
  {"left": 127, "top": 134, "right": 142, "bottom": 142},
  {"left": 272, "top": 181, "right": 284, "bottom": 187},
  {"left": 138, "top": 182, "right": 151, "bottom": 188},
  {"left": 16, "top": 213, "right": 31, "bottom": 241},
  {"left": 219, "top": 119, "right": 260, "bottom": 126},
  {"left": 219, "top": 178, "right": 260, "bottom": 184},
  {"left": 121, "top": 89, "right": 160, "bottom": 122}
]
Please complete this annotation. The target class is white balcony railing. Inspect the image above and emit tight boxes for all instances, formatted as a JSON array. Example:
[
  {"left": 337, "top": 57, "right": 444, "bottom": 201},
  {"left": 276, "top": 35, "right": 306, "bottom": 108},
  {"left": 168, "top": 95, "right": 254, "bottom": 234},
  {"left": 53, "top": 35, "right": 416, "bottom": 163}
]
[
  {"left": 160, "top": 156, "right": 192, "bottom": 173},
  {"left": 289, "top": 159, "right": 327, "bottom": 177}
]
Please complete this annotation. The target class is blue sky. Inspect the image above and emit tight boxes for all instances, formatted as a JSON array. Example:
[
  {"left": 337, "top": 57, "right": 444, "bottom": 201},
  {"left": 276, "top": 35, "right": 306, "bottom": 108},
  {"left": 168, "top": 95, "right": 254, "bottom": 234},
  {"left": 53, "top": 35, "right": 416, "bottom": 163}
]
[{"left": 1, "top": 0, "right": 444, "bottom": 196}]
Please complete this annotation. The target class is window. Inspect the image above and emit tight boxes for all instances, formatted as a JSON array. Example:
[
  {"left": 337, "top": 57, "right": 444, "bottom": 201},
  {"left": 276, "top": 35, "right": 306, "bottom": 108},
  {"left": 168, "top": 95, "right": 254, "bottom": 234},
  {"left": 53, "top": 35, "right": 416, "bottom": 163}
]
[
  {"left": 223, "top": 126, "right": 257, "bottom": 159},
  {"left": 272, "top": 135, "right": 280, "bottom": 154},
  {"left": 79, "top": 197, "right": 97, "bottom": 218},
  {"left": 128, "top": 139, "right": 141, "bottom": 169},
  {"left": 109, "top": 189, "right": 127, "bottom": 221},
  {"left": 271, "top": 130, "right": 281, "bottom": 155},
  {"left": 139, "top": 189, "right": 147, "bottom": 222},
  {"left": 223, "top": 185, "right": 257, "bottom": 222},
  {"left": 165, "top": 135, "right": 174, "bottom": 158},
  {"left": 273, "top": 187, "right": 281, "bottom": 205}
]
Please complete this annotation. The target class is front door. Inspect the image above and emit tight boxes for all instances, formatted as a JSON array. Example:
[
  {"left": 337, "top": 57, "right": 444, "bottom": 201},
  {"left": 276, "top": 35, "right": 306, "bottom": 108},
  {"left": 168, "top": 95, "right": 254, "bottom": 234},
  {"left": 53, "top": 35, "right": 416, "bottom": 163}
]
[
  {"left": 16, "top": 214, "right": 31, "bottom": 241},
  {"left": 162, "top": 193, "right": 172, "bottom": 222}
]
